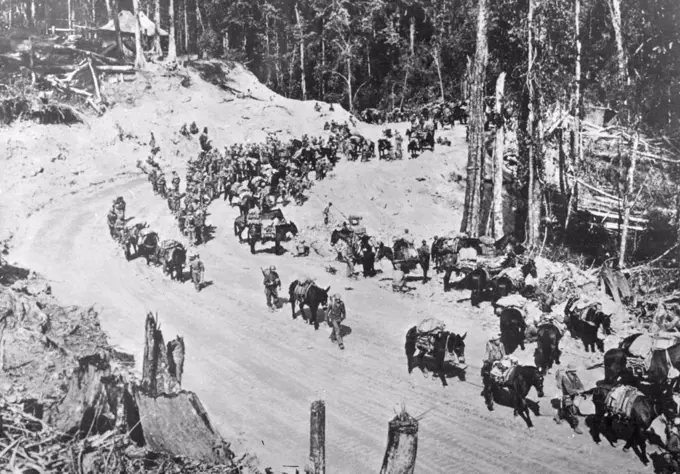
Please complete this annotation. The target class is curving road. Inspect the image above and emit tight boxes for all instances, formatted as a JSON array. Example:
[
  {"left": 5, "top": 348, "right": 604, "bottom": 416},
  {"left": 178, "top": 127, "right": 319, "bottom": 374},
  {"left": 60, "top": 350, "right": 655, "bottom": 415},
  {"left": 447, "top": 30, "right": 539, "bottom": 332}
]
[{"left": 6, "top": 168, "right": 657, "bottom": 474}]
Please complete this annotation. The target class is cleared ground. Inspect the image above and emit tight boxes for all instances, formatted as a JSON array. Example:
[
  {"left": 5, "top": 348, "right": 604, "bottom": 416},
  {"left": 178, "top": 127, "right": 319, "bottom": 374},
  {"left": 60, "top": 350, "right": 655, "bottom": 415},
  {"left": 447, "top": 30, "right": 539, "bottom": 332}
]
[{"left": 0, "top": 62, "right": 652, "bottom": 473}]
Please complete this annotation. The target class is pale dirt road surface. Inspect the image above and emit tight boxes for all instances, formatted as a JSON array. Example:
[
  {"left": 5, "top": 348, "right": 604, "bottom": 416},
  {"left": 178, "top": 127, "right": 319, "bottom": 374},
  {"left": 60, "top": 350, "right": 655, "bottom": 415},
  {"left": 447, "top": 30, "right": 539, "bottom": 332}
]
[{"left": 1, "top": 62, "right": 653, "bottom": 473}]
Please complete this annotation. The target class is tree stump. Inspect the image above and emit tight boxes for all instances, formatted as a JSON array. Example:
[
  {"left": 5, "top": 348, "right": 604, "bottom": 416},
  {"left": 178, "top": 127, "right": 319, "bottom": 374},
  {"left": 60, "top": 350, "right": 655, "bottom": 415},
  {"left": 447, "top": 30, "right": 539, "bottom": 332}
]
[
  {"left": 380, "top": 410, "right": 418, "bottom": 474},
  {"left": 142, "top": 313, "right": 182, "bottom": 395},
  {"left": 307, "top": 400, "right": 325, "bottom": 474}
]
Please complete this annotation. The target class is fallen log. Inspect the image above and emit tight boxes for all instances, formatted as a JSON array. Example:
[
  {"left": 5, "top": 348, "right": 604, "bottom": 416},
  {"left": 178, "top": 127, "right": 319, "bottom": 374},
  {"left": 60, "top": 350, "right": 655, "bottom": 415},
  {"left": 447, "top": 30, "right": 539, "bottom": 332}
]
[
  {"left": 133, "top": 388, "right": 233, "bottom": 464},
  {"left": 380, "top": 409, "right": 418, "bottom": 474},
  {"left": 95, "top": 65, "right": 135, "bottom": 73}
]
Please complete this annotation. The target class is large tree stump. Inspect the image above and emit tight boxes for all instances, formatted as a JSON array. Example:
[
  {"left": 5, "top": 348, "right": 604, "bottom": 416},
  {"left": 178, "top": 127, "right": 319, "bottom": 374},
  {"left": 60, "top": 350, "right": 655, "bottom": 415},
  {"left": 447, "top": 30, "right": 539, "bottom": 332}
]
[
  {"left": 380, "top": 410, "right": 418, "bottom": 474},
  {"left": 306, "top": 400, "right": 325, "bottom": 474},
  {"left": 133, "top": 388, "right": 233, "bottom": 463},
  {"left": 142, "top": 313, "right": 182, "bottom": 395},
  {"left": 48, "top": 354, "right": 122, "bottom": 437}
]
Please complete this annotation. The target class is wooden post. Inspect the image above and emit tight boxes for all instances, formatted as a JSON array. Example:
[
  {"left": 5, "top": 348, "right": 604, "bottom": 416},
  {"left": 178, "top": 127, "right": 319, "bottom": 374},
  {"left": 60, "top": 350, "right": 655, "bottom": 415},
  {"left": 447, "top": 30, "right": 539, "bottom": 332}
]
[
  {"left": 308, "top": 400, "right": 326, "bottom": 474},
  {"left": 380, "top": 410, "right": 418, "bottom": 474}
]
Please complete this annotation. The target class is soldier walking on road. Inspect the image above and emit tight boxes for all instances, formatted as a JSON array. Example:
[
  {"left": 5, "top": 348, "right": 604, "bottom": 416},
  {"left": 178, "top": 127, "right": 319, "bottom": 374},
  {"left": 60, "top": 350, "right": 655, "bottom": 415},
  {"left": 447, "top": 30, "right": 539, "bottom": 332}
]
[
  {"left": 189, "top": 253, "right": 205, "bottom": 292},
  {"left": 418, "top": 239, "right": 431, "bottom": 283},
  {"left": 171, "top": 171, "right": 181, "bottom": 193},
  {"left": 326, "top": 294, "right": 346, "bottom": 350},
  {"left": 555, "top": 363, "right": 585, "bottom": 434},
  {"left": 481, "top": 333, "right": 506, "bottom": 411},
  {"left": 323, "top": 202, "right": 332, "bottom": 225},
  {"left": 263, "top": 265, "right": 281, "bottom": 311}
]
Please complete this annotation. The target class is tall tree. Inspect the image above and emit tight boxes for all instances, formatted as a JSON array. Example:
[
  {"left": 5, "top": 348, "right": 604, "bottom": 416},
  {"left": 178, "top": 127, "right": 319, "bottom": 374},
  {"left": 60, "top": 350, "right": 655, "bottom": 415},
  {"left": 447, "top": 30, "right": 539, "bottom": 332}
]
[
  {"left": 294, "top": 2, "right": 307, "bottom": 100},
  {"left": 154, "top": 0, "right": 162, "bottom": 56},
  {"left": 166, "top": 0, "right": 177, "bottom": 61},
  {"left": 133, "top": 0, "right": 147, "bottom": 69},
  {"left": 490, "top": 72, "right": 506, "bottom": 238},
  {"left": 460, "top": 0, "right": 488, "bottom": 237}
]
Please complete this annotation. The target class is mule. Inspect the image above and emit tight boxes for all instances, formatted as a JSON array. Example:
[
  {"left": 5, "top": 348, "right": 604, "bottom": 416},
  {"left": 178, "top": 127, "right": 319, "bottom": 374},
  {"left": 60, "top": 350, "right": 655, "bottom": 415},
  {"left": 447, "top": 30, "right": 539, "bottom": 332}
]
[
  {"left": 288, "top": 280, "right": 330, "bottom": 330},
  {"left": 603, "top": 333, "right": 644, "bottom": 385},
  {"left": 375, "top": 241, "right": 424, "bottom": 275},
  {"left": 331, "top": 229, "right": 364, "bottom": 265},
  {"left": 500, "top": 307, "right": 528, "bottom": 354},
  {"left": 404, "top": 327, "right": 466, "bottom": 387},
  {"left": 156, "top": 245, "right": 186, "bottom": 281},
  {"left": 534, "top": 323, "right": 562, "bottom": 374},
  {"left": 485, "top": 365, "right": 545, "bottom": 428},
  {"left": 377, "top": 138, "right": 392, "bottom": 160},
  {"left": 487, "top": 259, "right": 537, "bottom": 302},
  {"left": 565, "top": 298, "right": 613, "bottom": 352},
  {"left": 591, "top": 383, "right": 677, "bottom": 464}
]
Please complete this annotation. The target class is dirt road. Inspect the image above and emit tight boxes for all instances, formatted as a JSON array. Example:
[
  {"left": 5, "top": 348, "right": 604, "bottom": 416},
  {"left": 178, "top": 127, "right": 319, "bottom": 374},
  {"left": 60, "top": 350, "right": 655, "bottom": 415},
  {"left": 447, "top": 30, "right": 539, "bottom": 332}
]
[{"left": 9, "top": 174, "right": 651, "bottom": 474}]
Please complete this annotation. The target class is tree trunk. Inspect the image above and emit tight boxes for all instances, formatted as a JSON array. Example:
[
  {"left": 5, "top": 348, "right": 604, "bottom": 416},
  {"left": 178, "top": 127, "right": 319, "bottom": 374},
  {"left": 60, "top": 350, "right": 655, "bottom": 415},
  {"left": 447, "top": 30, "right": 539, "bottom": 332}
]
[
  {"left": 142, "top": 313, "right": 182, "bottom": 395},
  {"left": 183, "top": 0, "right": 189, "bottom": 53},
  {"left": 491, "top": 72, "right": 506, "bottom": 238},
  {"left": 294, "top": 3, "right": 306, "bottom": 101},
  {"left": 112, "top": 0, "right": 124, "bottom": 59},
  {"left": 346, "top": 56, "right": 352, "bottom": 112},
  {"left": 274, "top": 29, "right": 282, "bottom": 89},
  {"left": 132, "top": 0, "right": 147, "bottom": 69},
  {"left": 526, "top": 0, "right": 538, "bottom": 246},
  {"left": 460, "top": 0, "right": 488, "bottom": 237},
  {"left": 307, "top": 401, "right": 325, "bottom": 474},
  {"left": 433, "top": 46, "right": 445, "bottom": 103},
  {"left": 321, "top": 33, "right": 326, "bottom": 100},
  {"left": 196, "top": 0, "right": 205, "bottom": 34},
  {"left": 30, "top": 0, "right": 35, "bottom": 27},
  {"left": 566, "top": 0, "right": 582, "bottom": 231},
  {"left": 618, "top": 133, "right": 638, "bottom": 268},
  {"left": 153, "top": 0, "right": 162, "bottom": 56},
  {"left": 166, "top": 0, "right": 177, "bottom": 62},
  {"left": 607, "top": 0, "right": 628, "bottom": 86},
  {"left": 380, "top": 411, "right": 418, "bottom": 474},
  {"left": 265, "top": 11, "right": 271, "bottom": 86},
  {"left": 67, "top": 0, "right": 72, "bottom": 29},
  {"left": 91, "top": 0, "right": 95, "bottom": 26},
  {"left": 409, "top": 15, "right": 415, "bottom": 55}
]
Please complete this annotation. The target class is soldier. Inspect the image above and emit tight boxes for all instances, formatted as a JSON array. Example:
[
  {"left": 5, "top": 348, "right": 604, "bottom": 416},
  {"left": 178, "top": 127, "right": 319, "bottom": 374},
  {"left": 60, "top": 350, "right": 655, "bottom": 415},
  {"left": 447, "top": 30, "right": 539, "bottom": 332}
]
[
  {"left": 198, "top": 127, "right": 212, "bottom": 152},
  {"left": 431, "top": 235, "right": 440, "bottom": 273},
  {"left": 186, "top": 212, "right": 196, "bottom": 245},
  {"left": 189, "top": 253, "right": 205, "bottom": 292},
  {"left": 326, "top": 294, "right": 346, "bottom": 349},
  {"left": 555, "top": 363, "right": 585, "bottom": 434},
  {"left": 323, "top": 202, "right": 332, "bottom": 225},
  {"left": 157, "top": 172, "right": 167, "bottom": 198},
  {"left": 418, "top": 239, "right": 431, "bottom": 283},
  {"left": 194, "top": 208, "right": 206, "bottom": 245},
  {"left": 314, "top": 102, "right": 322, "bottom": 112},
  {"left": 481, "top": 332, "right": 506, "bottom": 411},
  {"left": 262, "top": 265, "right": 281, "bottom": 311},
  {"left": 148, "top": 166, "right": 158, "bottom": 193},
  {"left": 394, "top": 131, "right": 404, "bottom": 160},
  {"left": 171, "top": 171, "right": 181, "bottom": 193}
]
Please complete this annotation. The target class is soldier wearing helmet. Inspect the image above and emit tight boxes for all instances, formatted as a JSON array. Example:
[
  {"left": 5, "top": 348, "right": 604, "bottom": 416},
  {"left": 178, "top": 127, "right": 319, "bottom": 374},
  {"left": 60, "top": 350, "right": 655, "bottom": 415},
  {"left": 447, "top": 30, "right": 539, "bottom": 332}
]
[
  {"left": 189, "top": 252, "right": 204, "bottom": 292},
  {"left": 263, "top": 265, "right": 281, "bottom": 310},
  {"left": 326, "top": 293, "right": 346, "bottom": 350}
]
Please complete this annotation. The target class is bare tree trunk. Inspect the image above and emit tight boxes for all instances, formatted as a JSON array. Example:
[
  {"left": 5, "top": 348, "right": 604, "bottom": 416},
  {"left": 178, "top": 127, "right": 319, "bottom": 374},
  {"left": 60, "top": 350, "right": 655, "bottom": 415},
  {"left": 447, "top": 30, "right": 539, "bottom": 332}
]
[
  {"left": 133, "top": 0, "right": 147, "bottom": 69},
  {"left": 380, "top": 411, "right": 418, "bottom": 474},
  {"left": 565, "top": 0, "right": 582, "bottom": 231},
  {"left": 409, "top": 15, "right": 415, "bottom": 55},
  {"left": 183, "top": 0, "right": 189, "bottom": 53},
  {"left": 30, "top": 0, "right": 35, "bottom": 26},
  {"left": 618, "top": 133, "right": 638, "bottom": 268},
  {"left": 265, "top": 11, "right": 271, "bottom": 86},
  {"left": 294, "top": 3, "right": 306, "bottom": 100},
  {"left": 196, "top": 0, "right": 204, "bottom": 35},
  {"left": 526, "top": 0, "right": 537, "bottom": 246},
  {"left": 68, "top": 0, "right": 72, "bottom": 29},
  {"left": 433, "top": 46, "right": 445, "bottom": 102},
  {"left": 607, "top": 0, "right": 628, "bottom": 86},
  {"left": 91, "top": 0, "right": 95, "bottom": 26},
  {"left": 274, "top": 29, "right": 282, "bottom": 89},
  {"left": 166, "top": 0, "right": 177, "bottom": 62},
  {"left": 321, "top": 33, "right": 326, "bottom": 99},
  {"left": 153, "top": 0, "right": 162, "bottom": 56},
  {"left": 460, "top": 0, "right": 488, "bottom": 237},
  {"left": 346, "top": 57, "right": 352, "bottom": 112},
  {"left": 491, "top": 72, "right": 506, "bottom": 238},
  {"left": 112, "top": 0, "right": 124, "bottom": 58},
  {"left": 307, "top": 401, "right": 325, "bottom": 474}
]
